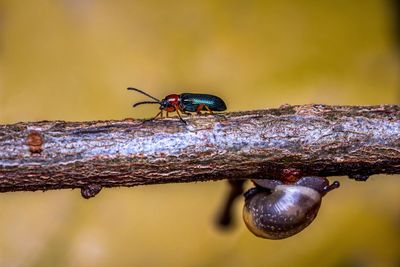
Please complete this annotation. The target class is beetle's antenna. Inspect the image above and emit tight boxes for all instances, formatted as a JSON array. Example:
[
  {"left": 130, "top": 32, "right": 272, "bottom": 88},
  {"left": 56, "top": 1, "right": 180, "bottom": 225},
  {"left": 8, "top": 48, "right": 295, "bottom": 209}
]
[
  {"left": 127, "top": 87, "right": 160, "bottom": 102},
  {"left": 133, "top": 101, "right": 160, "bottom": 107}
]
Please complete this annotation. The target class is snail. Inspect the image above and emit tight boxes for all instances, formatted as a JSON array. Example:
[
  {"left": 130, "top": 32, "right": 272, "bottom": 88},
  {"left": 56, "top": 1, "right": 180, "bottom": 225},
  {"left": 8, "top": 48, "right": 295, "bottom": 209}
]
[{"left": 243, "top": 176, "right": 340, "bottom": 239}]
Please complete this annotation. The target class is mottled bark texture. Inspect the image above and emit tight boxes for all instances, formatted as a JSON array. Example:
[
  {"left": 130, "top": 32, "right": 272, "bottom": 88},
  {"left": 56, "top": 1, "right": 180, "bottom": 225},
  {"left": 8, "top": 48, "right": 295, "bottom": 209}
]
[{"left": 0, "top": 104, "right": 399, "bottom": 194}]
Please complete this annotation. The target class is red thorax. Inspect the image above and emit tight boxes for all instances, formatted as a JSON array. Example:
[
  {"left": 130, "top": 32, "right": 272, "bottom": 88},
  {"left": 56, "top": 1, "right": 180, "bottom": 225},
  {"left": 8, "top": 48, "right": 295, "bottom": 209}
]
[{"left": 163, "top": 94, "right": 180, "bottom": 112}]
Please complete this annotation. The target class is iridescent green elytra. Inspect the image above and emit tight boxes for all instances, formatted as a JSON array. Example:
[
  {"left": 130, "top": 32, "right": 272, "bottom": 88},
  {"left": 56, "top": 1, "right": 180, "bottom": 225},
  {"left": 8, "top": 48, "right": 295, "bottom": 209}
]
[{"left": 180, "top": 93, "right": 227, "bottom": 112}]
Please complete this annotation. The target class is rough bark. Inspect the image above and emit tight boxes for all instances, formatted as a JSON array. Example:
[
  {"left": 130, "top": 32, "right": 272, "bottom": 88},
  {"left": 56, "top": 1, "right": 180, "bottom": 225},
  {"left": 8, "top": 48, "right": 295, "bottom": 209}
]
[{"left": 0, "top": 104, "right": 399, "bottom": 195}]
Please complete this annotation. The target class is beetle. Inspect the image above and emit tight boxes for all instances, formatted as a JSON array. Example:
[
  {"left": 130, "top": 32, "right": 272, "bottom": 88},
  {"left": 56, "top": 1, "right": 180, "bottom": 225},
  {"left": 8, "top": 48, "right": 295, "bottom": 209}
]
[{"left": 127, "top": 87, "right": 227, "bottom": 123}]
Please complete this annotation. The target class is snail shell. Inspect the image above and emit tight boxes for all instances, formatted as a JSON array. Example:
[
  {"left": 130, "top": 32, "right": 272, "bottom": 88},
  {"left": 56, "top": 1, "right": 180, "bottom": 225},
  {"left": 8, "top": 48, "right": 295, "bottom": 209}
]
[{"left": 243, "top": 177, "right": 339, "bottom": 239}]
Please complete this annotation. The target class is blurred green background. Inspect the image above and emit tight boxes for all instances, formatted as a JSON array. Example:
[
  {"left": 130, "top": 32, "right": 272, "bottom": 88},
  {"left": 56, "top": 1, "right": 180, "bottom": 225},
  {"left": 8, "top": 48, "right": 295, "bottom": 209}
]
[{"left": 1, "top": 1, "right": 400, "bottom": 267}]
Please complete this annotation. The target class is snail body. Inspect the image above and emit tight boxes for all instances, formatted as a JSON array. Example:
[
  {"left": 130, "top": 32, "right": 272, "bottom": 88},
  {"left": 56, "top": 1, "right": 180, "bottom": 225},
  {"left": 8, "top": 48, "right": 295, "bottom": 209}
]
[{"left": 243, "top": 176, "right": 339, "bottom": 240}]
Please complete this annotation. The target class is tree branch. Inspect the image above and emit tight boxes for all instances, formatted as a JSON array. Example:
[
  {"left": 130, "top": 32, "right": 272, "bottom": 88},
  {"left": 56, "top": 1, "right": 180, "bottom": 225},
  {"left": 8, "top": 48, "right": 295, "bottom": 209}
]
[{"left": 1, "top": 104, "right": 399, "bottom": 196}]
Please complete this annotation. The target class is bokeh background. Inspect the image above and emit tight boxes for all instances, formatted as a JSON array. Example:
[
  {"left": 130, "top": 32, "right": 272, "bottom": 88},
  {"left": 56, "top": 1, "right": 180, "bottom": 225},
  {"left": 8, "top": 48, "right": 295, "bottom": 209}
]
[{"left": 1, "top": 1, "right": 400, "bottom": 267}]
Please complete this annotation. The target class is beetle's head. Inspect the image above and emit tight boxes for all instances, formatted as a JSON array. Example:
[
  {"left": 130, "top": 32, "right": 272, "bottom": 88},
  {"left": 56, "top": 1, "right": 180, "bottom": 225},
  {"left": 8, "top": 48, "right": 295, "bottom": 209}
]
[{"left": 159, "top": 99, "right": 172, "bottom": 110}]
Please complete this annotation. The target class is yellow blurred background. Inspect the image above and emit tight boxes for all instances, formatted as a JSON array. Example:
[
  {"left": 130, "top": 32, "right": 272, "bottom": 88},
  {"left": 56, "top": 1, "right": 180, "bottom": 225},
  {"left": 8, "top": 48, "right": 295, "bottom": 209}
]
[{"left": 1, "top": 1, "right": 400, "bottom": 267}]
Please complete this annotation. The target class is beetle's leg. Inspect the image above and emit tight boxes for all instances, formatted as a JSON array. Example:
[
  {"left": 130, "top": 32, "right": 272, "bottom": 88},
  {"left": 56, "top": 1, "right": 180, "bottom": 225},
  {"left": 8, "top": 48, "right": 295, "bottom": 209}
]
[
  {"left": 175, "top": 108, "right": 187, "bottom": 124},
  {"left": 177, "top": 104, "right": 191, "bottom": 116},
  {"left": 143, "top": 110, "right": 162, "bottom": 123},
  {"left": 196, "top": 104, "right": 213, "bottom": 115},
  {"left": 166, "top": 112, "right": 169, "bottom": 118},
  {"left": 153, "top": 110, "right": 163, "bottom": 120},
  {"left": 203, "top": 104, "right": 214, "bottom": 115},
  {"left": 196, "top": 104, "right": 205, "bottom": 115}
]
